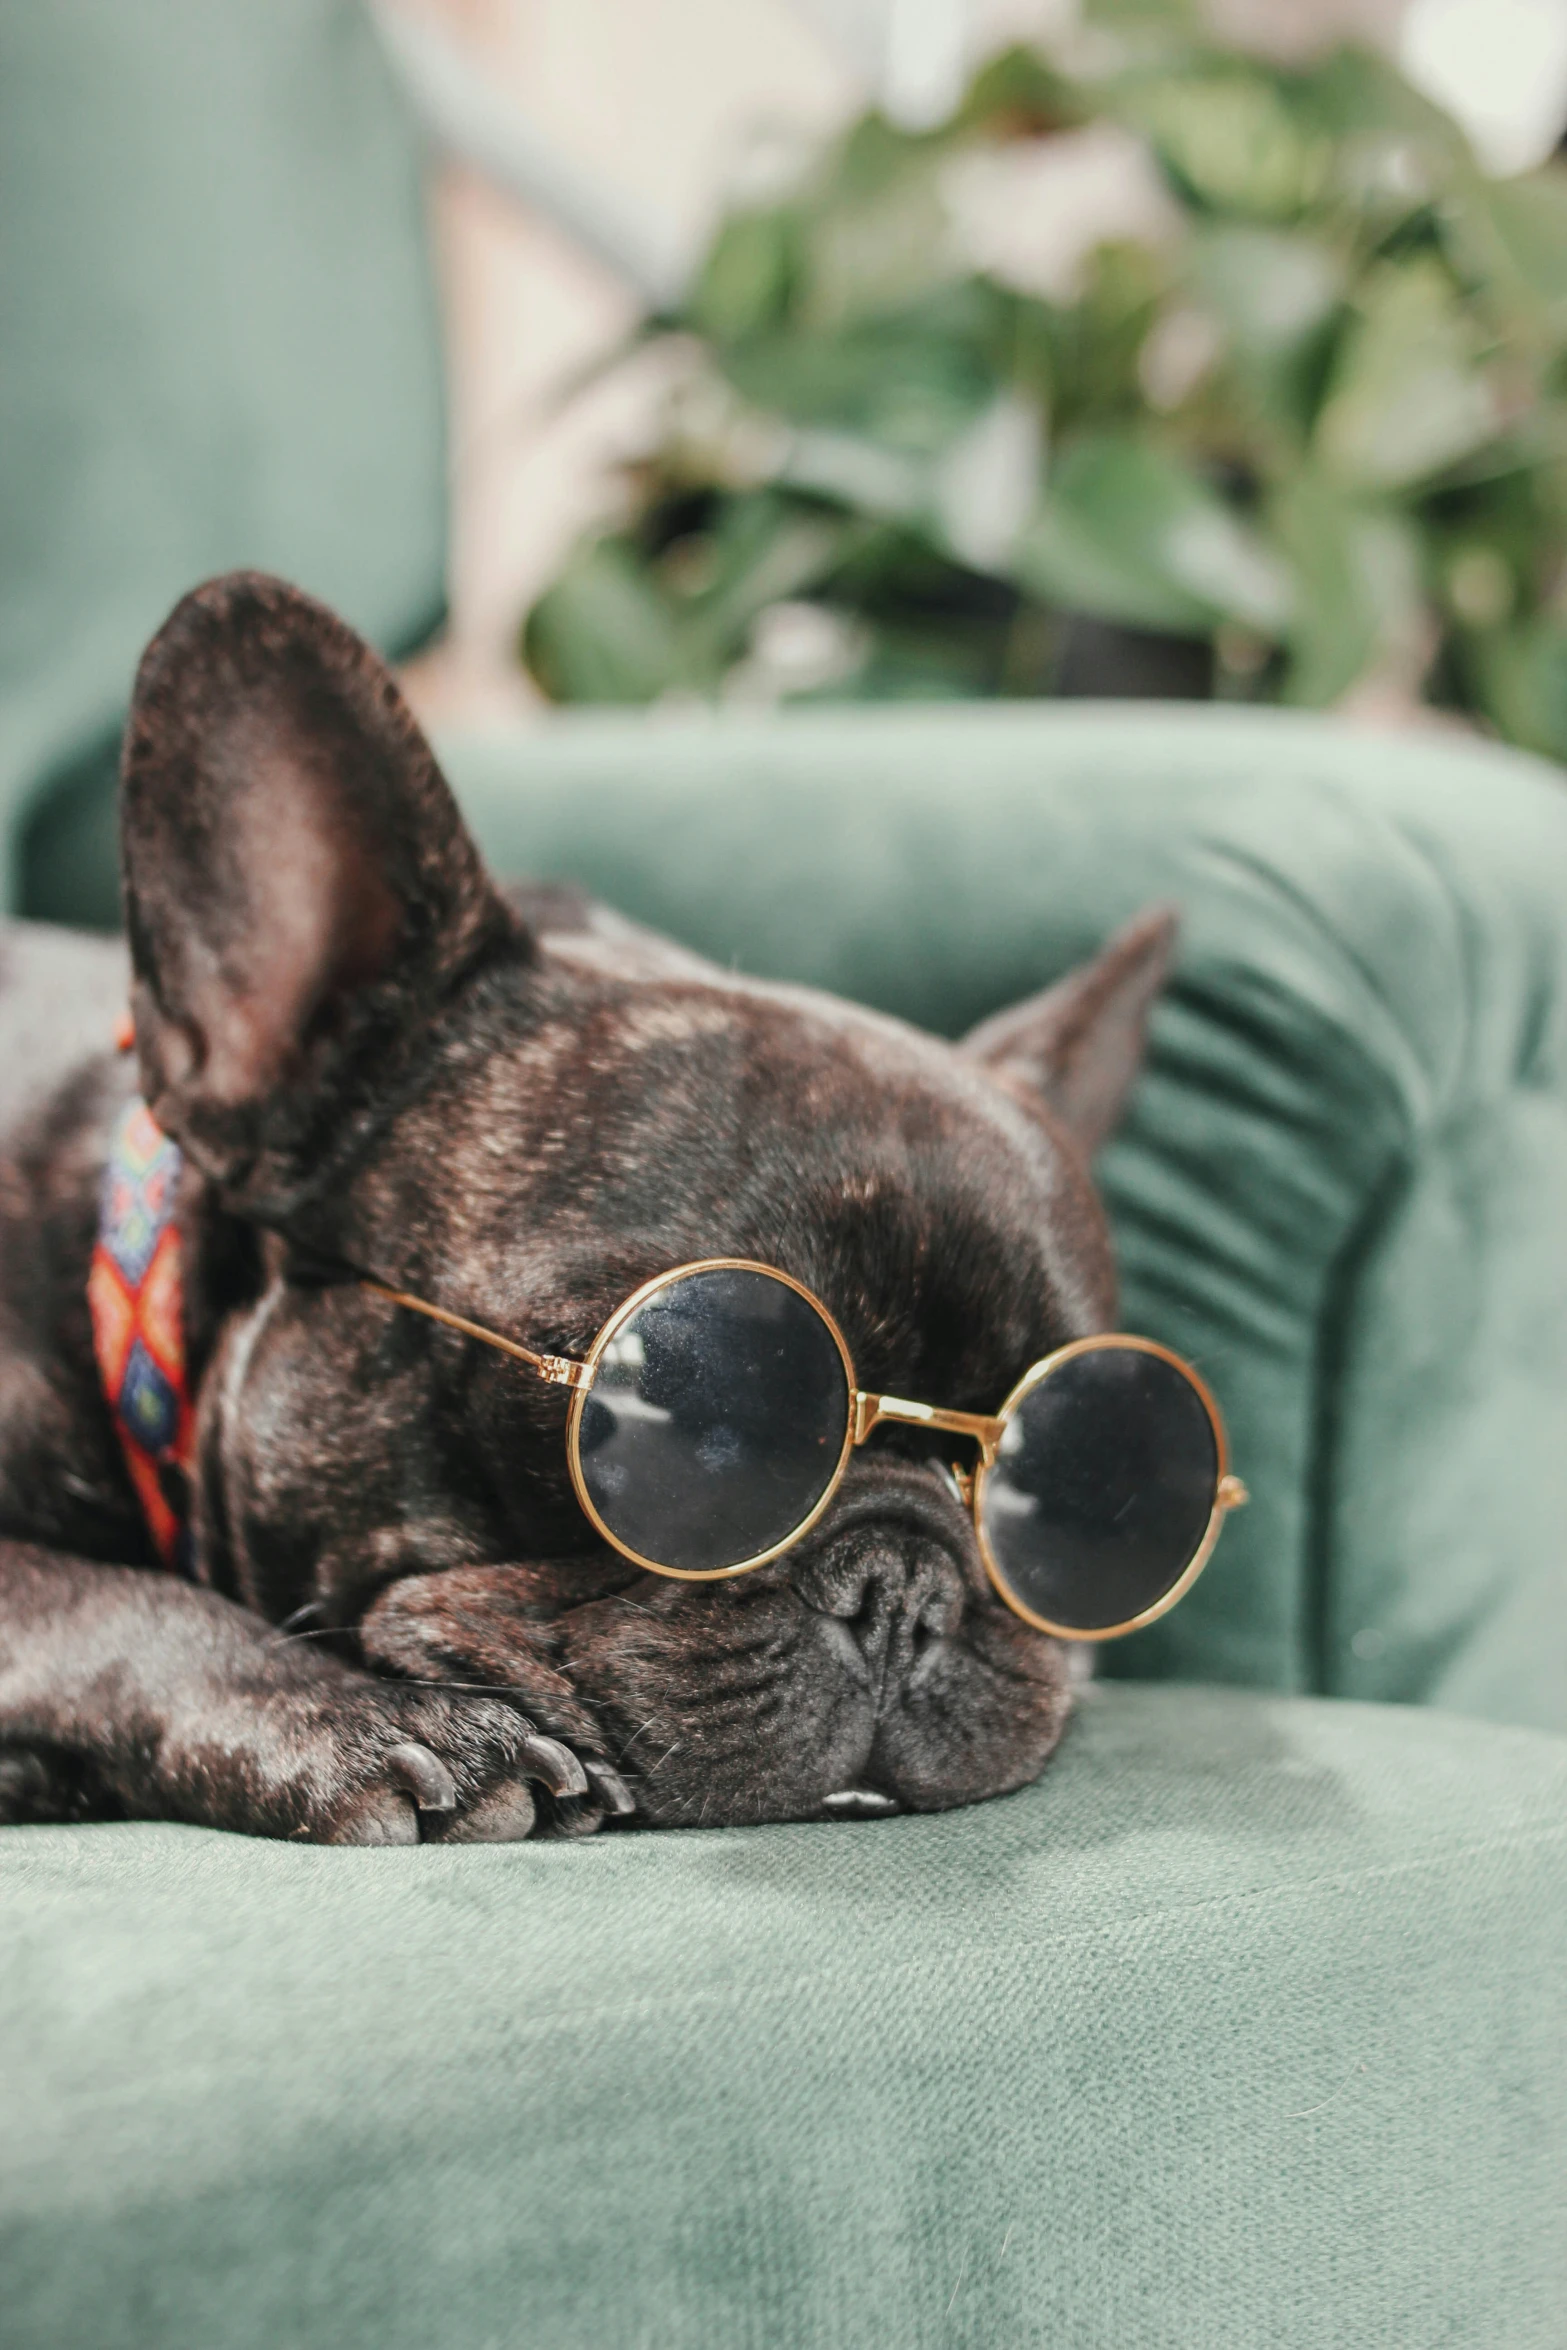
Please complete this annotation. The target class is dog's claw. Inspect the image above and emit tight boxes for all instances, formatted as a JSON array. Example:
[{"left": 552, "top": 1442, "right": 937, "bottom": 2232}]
[
  {"left": 586, "top": 1761, "right": 636, "bottom": 1817},
  {"left": 385, "top": 1741, "right": 458, "bottom": 1813},
  {"left": 520, "top": 1733, "right": 589, "bottom": 1799}
]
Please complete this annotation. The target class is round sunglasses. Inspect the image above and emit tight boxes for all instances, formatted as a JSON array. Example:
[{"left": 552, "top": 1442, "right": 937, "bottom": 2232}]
[{"left": 360, "top": 1259, "right": 1246, "bottom": 1641}]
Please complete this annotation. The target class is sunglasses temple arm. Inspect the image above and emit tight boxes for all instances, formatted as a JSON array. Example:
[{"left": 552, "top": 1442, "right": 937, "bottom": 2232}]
[
  {"left": 852, "top": 1391, "right": 1006, "bottom": 1460},
  {"left": 358, "top": 1280, "right": 593, "bottom": 1391}
]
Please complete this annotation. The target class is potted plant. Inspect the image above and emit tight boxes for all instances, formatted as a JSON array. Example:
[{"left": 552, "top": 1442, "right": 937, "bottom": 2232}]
[{"left": 522, "top": 6, "right": 1567, "bottom": 757}]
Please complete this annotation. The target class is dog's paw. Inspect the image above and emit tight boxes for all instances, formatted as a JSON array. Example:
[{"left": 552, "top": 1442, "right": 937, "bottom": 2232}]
[
  {"left": 207, "top": 1672, "right": 612, "bottom": 1845},
  {"left": 331, "top": 1684, "right": 625, "bottom": 1845},
  {"left": 355, "top": 1567, "right": 635, "bottom": 1833},
  {"left": 325, "top": 1692, "right": 579, "bottom": 1845}
]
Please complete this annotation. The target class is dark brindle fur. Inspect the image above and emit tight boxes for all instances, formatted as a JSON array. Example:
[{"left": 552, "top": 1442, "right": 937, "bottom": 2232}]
[{"left": 0, "top": 574, "right": 1174, "bottom": 1843}]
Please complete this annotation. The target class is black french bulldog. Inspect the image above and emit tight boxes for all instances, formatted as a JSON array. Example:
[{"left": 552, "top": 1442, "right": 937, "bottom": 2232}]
[{"left": 0, "top": 574, "right": 1174, "bottom": 1843}]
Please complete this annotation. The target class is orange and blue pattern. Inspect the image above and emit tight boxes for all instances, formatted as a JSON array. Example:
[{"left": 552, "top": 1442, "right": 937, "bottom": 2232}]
[{"left": 87, "top": 1097, "right": 194, "bottom": 1572}]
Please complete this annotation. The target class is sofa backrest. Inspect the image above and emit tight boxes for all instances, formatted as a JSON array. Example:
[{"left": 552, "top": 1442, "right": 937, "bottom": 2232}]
[
  {"left": 0, "top": 0, "right": 447, "bottom": 922},
  {"left": 439, "top": 702, "right": 1567, "bottom": 1735}
]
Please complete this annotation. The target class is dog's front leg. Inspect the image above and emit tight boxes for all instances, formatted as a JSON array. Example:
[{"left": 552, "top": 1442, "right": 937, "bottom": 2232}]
[{"left": 0, "top": 1542, "right": 590, "bottom": 1841}]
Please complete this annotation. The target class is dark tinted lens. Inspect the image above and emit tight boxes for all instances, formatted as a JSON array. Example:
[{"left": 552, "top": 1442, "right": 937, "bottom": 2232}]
[
  {"left": 574, "top": 1267, "right": 850, "bottom": 1574},
  {"left": 979, "top": 1345, "right": 1219, "bottom": 1634}
]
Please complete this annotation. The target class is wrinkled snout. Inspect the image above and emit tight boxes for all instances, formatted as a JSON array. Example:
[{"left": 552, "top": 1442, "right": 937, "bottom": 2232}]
[
  {"left": 784, "top": 1455, "right": 1072, "bottom": 1815},
  {"left": 559, "top": 1455, "right": 1071, "bottom": 1828},
  {"left": 791, "top": 1464, "right": 975, "bottom": 1708}
]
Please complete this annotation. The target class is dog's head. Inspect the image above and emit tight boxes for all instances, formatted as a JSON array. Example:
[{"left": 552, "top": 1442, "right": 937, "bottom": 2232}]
[{"left": 122, "top": 574, "right": 1175, "bottom": 1828}]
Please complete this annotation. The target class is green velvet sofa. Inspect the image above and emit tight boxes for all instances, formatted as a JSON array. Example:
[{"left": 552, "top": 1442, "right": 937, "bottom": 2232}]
[
  {"left": 3, "top": 7, "right": 1565, "bottom": 2345},
  {"left": 6, "top": 706, "right": 1567, "bottom": 2350}
]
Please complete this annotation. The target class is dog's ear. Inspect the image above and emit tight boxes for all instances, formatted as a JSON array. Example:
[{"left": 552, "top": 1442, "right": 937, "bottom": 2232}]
[
  {"left": 961, "top": 906, "right": 1177, "bottom": 1154},
  {"left": 121, "top": 571, "right": 517, "bottom": 1215}
]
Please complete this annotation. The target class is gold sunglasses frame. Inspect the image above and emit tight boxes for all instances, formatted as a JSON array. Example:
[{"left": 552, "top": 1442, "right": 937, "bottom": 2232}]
[
  {"left": 361, "top": 1257, "right": 1246, "bottom": 1641},
  {"left": 975, "top": 1335, "right": 1244, "bottom": 1639}
]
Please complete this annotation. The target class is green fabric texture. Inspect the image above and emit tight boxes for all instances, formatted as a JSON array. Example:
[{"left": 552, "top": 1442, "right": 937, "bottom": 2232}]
[
  {"left": 435, "top": 704, "right": 1567, "bottom": 1734},
  {"left": 0, "top": 0, "right": 447, "bottom": 924},
  {"left": 5, "top": 1683, "right": 1564, "bottom": 2350}
]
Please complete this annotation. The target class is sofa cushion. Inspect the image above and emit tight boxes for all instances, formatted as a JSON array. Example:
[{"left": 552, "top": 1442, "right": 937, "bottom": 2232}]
[{"left": 4, "top": 1682, "right": 1562, "bottom": 2350}]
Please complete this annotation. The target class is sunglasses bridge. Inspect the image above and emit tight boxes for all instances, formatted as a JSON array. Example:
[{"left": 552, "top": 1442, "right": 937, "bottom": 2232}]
[{"left": 852, "top": 1390, "right": 1005, "bottom": 1464}]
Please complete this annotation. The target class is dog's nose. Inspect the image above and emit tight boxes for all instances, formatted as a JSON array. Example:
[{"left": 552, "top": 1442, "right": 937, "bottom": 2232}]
[{"left": 794, "top": 1518, "right": 967, "bottom": 1698}]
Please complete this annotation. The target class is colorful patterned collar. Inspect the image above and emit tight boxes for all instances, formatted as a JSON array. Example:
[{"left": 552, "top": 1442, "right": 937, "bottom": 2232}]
[{"left": 87, "top": 1095, "right": 194, "bottom": 1574}]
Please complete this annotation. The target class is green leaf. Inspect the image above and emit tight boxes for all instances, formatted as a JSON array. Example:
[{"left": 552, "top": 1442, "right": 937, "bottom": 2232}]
[
  {"left": 953, "top": 44, "right": 1085, "bottom": 138},
  {"left": 1081, "top": 0, "right": 1207, "bottom": 45},
  {"left": 718, "top": 283, "right": 1007, "bottom": 451},
  {"left": 932, "top": 393, "right": 1043, "bottom": 569},
  {"left": 690, "top": 208, "right": 798, "bottom": 348},
  {"left": 679, "top": 494, "right": 845, "bottom": 661},
  {"left": 1029, "top": 243, "right": 1165, "bottom": 435},
  {"left": 796, "top": 125, "right": 956, "bottom": 333},
  {"left": 778, "top": 430, "right": 926, "bottom": 519},
  {"left": 1190, "top": 225, "right": 1341, "bottom": 358},
  {"left": 1015, "top": 433, "right": 1292, "bottom": 634},
  {"left": 1188, "top": 224, "right": 1343, "bottom": 434},
  {"left": 1268, "top": 477, "right": 1423, "bottom": 705},
  {"left": 1427, "top": 453, "right": 1567, "bottom": 576},
  {"left": 829, "top": 113, "right": 934, "bottom": 205},
  {"left": 1117, "top": 71, "right": 1330, "bottom": 221},
  {"left": 522, "top": 540, "right": 683, "bottom": 704},
  {"left": 1445, "top": 168, "right": 1567, "bottom": 351},
  {"left": 1313, "top": 258, "right": 1502, "bottom": 491},
  {"left": 1458, "top": 614, "right": 1567, "bottom": 758},
  {"left": 1293, "top": 44, "right": 1469, "bottom": 164}
]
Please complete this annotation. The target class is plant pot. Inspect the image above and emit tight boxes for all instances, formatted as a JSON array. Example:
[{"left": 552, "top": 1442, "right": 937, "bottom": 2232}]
[{"left": 1053, "top": 614, "right": 1215, "bottom": 700}]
